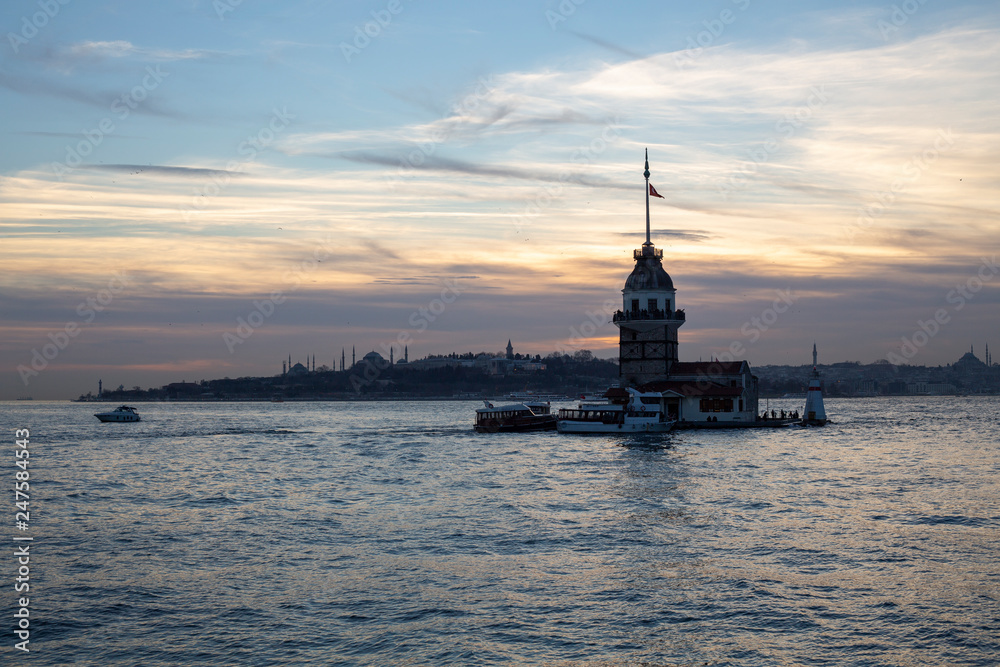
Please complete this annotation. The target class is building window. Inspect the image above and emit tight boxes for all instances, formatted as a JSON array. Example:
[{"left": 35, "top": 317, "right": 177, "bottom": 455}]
[
  {"left": 631, "top": 299, "right": 639, "bottom": 312},
  {"left": 647, "top": 298, "right": 657, "bottom": 312},
  {"left": 699, "top": 398, "right": 734, "bottom": 412}
]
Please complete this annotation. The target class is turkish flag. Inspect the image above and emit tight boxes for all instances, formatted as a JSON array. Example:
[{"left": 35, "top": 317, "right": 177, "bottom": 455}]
[{"left": 649, "top": 183, "right": 664, "bottom": 198}]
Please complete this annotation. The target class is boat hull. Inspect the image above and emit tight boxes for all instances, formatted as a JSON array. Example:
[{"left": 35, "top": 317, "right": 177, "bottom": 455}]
[
  {"left": 475, "top": 416, "right": 557, "bottom": 433},
  {"left": 95, "top": 414, "right": 141, "bottom": 422},
  {"left": 557, "top": 419, "right": 674, "bottom": 433}
]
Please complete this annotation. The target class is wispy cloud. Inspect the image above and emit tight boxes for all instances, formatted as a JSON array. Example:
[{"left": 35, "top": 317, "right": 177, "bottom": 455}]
[
  {"left": 34, "top": 40, "right": 227, "bottom": 73},
  {"left": 616, "top": 229, "right": 713, "bottom": 242},
  {"left": 0, "top": 70, "right": 183, "bottom": 119},
  {"left": 568, "top": 31, "right": 647, "bottom": 60},
  {"left": 337, "top": 151, "right": 633, "bottom": 189},
  {"left": 81, "top": 164, "right": 245, "bottom": 178}
]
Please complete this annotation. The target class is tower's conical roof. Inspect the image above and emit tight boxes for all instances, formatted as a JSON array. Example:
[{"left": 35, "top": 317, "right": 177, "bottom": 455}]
[{"left": 624, "top": 247, "right": 674, "bottom": 291}]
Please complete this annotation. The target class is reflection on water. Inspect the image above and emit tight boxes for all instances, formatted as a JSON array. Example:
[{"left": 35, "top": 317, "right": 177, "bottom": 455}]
[{"left": 1, "top": 396, "right": 997, "bottom": 665}]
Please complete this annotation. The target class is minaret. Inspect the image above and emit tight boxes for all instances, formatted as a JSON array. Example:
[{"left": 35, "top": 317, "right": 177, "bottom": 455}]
[
  {"left": 341, "top": 348, "right": 346, "bottom": 371},
  {"left": 614, "top": 150, "right": 685, "bottom": 386},
  {"left": 352, "top": 347, "right": 356, "bottom": 367},
  {"left": 282, "top": 361, "right": 286, "bottom": 375},
  {"left": 802, "top": 343, "right": 828, "bottom": 425},
  {"left": 98, "top": 379, "right": 102, "bottom": 397},
  {"left": 404, "top": 345, "right": 408, "bottom": 363},
  {"left": 390, "top": 348, "right": 394, "bottom": 365}
]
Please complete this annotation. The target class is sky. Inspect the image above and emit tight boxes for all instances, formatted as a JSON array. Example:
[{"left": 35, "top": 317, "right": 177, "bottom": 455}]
[{"left": 1, "top": 0, "right": 998, "bottom": 399}]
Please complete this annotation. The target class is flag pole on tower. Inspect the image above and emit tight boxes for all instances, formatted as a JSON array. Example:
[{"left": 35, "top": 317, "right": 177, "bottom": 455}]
[{"left": 643, "top": 149, "right": 651, "bottom": 247}]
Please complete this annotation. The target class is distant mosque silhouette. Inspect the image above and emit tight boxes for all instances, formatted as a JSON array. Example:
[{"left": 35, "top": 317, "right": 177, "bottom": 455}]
[{"left": 281, "top": 346, "right": 409, "bottom": 376}]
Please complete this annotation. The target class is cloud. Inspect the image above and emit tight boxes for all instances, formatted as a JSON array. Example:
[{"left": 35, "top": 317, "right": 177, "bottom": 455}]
[
  {"left": 14, "top": 130, "right": 145, "bottom": 140},
  {"left": 0, "top": 70, "right": 183, "bottom": 119},
  {"left": 568, "top": 31, "right": 648, "bottom": 60},
  {"left": 80, "top": 164, "right": 245, "bottom": 178},
  {"left": 64, "top": 41, "right": 221, "bottom": 62},
  {"left": 616, "top": 229, "right": 713, "bottom": 242},
  {"left": 337, "top": 151, "right": 633, "bottom": 189},
  {"left": 34, "top": 40, "right": 227, "bottom": 73}
]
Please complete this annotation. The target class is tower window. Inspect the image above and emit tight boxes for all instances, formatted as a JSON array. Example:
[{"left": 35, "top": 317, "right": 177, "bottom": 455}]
[{"left": 648, "top": 298, "right": 657, "bottom": 312}]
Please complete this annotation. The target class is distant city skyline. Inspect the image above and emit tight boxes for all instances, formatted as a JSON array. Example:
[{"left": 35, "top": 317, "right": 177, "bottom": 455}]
[{"left": 2, "top": 1, "right": 998, "bottom": 399}]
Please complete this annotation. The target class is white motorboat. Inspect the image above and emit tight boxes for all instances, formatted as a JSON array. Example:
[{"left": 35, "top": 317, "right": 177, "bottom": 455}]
[
  {"left": 94, "top": 405, "right": 141, "bottom": 422},
  {"left": 557, "top": 388, "right": 675, "bottom": 433}
]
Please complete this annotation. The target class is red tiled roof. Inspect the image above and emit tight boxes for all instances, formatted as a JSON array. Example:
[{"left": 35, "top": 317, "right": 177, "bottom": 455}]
[{"left": 669, "top": 361, "right": 748, "bottom": 375}]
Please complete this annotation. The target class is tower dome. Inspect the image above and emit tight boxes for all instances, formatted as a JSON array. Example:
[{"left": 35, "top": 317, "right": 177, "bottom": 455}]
[{"left": 624, "top": 248, "right": 674, "bottom": 291}]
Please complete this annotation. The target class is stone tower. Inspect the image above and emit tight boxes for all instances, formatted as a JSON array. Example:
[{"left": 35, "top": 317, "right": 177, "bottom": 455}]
[{"left": 614, "top": 150, "right": 685, "bottom": 386}]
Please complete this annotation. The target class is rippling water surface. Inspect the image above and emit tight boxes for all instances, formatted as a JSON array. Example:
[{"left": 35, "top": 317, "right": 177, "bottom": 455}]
[{"left": 2, "top": 397, "right": 998, "bottom": 665}]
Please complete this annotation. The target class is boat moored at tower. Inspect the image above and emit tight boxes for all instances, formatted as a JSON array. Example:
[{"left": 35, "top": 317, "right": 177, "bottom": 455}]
[
  {"left": 474, "top": 401, "right": 557, "bottom": 433},
  {"left": 556, "top": 388, "right": 676, "bottom": 433}
]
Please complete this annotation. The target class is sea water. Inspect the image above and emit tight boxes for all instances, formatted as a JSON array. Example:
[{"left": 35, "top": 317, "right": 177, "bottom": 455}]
[{"left": 1, "top": 397, "right": 998, "bottom": 665}]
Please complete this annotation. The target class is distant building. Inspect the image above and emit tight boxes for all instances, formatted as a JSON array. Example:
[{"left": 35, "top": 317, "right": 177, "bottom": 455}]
[
  {"left": 361, "top": 351, "right": 386, "bottom": 367},
  {"left": 287, "top": 362, "right": 309, "bottom": 377},
  {"left": 488, "top": 340, "right": 546, "bottom": 375},
  {"left": 953, "top": 346, "right": 987, "bottom": 373}
]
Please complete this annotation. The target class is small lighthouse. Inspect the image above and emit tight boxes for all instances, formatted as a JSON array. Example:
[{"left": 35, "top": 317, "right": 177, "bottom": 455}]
[{"left": 801, "top": 343, "right": 828, "bottom": 426}]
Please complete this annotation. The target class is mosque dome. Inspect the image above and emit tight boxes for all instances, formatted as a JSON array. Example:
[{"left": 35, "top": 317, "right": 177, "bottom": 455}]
[{"left": 363, "top": 351, "right": 385, "bottom": 364}]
